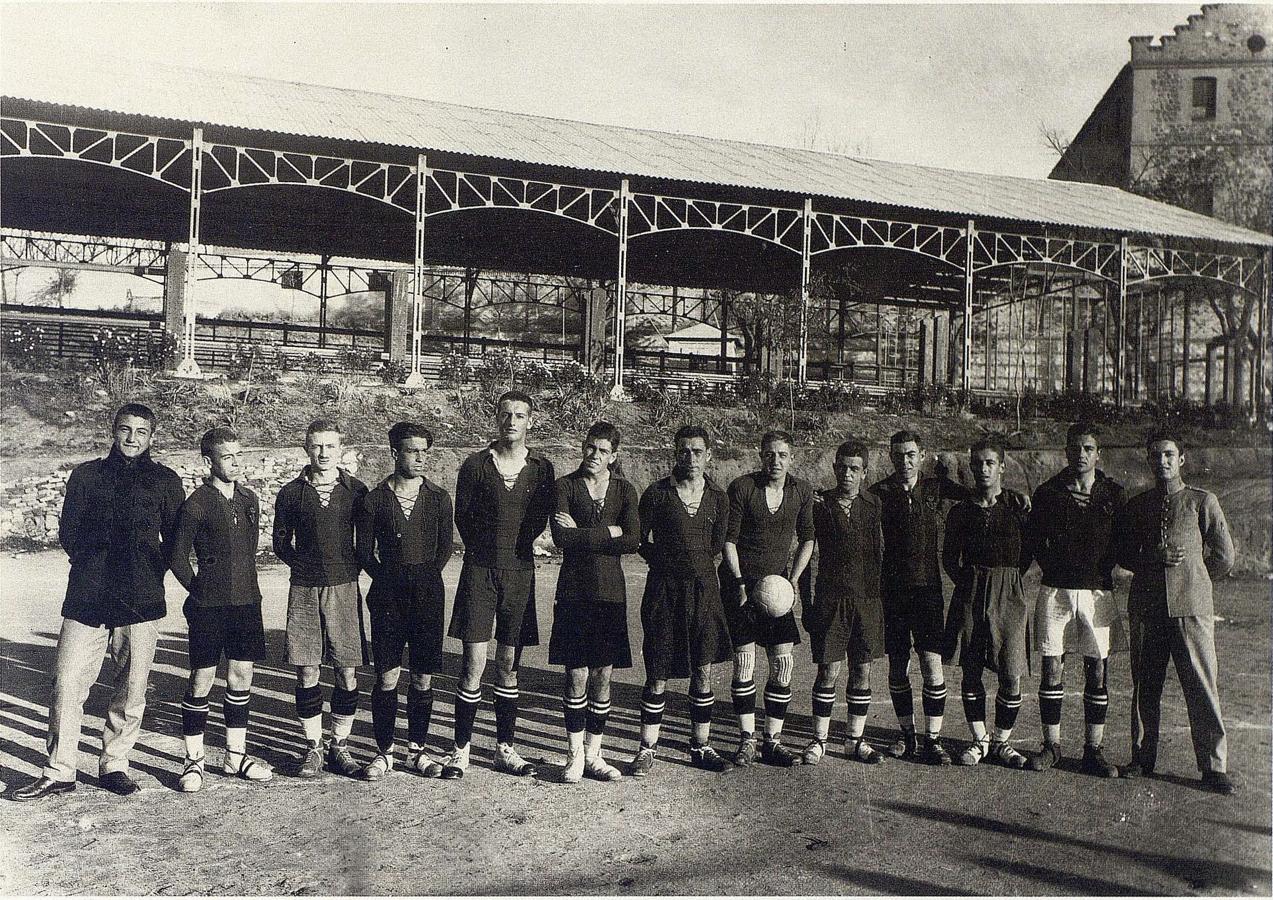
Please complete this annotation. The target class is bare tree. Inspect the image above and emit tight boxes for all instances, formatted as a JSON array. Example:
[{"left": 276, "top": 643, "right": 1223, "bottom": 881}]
[{"left": 30, "top": 269, "right": 78, "bottom": 308}]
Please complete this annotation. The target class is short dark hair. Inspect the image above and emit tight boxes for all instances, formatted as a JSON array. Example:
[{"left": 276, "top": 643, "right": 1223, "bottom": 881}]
[
  {"left": 835, "top": 439, "right": 870, "bottom": 465},
  {"left": 586, "top": 421, "right": 621, "bottom": 450},
  {"left": 497, "top": 390, "right": 535, "bottom": 414},
  {"left": 200, "top": 426, "right": 238, "bottom": 458},
  {"left": 305, "top": 419, "right": 343, "bottom": 442},
  {"left": 1066, "top": 421, "right": 1102, "bottom": 447},
  {"left": 760, "top": 430, "right": 794, "bottom": 451},
  {"left": 388, "top": 421, "right": 434, "bottom": 451},
  {"left": 970, "top": 436, "right": 1007, "bottom": 463},
  {"left": 890, "top": 429, "right": 921, "bottom": 448},
  {"left": 673, "top": 424, "right": 710, "bottom": 446},
  {"left": 113, "top": 402, "right": 157, "bottom": 431},
  {"left": 1145, "top": 426, "right": 1185, "bottom": 454}
]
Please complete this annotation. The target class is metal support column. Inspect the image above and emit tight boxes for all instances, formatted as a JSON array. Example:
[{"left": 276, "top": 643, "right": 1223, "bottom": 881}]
[
  {"left": 174, "top": 127, "right": 204, "bottom": 378},
  {"left": 611, "top": 179, "right": 630, "bottom": 398},
  {"left": 318, "top": 254, "right": 330, "bottom": 350},
  {"left": 1259, "top": 250, "right": 1271, "bottom": 419},
  {"left": 404, "top": 153, "right": 428, "bottom": 388},
  {"left": 1116, "top": 237, "right": 1127, "bottom": 407},
  {"left": 798, "top": 198, "right": 812, "bottom": 384},
  {"left": 961, "top": 219, "right": 975, "bottom": 394}
]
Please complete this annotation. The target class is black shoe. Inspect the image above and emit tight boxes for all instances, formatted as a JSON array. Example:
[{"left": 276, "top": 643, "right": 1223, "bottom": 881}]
[
  {"left": 1201, "top": 771, "right": 1236, "bottom": 795},
  {"left": 1080, "top": 744, "right": 1118, "bottom": 779},
  {"left": 760, "top": 738, "right": 801, "bottom": 768},
  {"left": 1120, "top": 760, "right": 1155, "bottom": 779},
  {"left": 1026, "top": 741, "right": 1062, "bottom": 772},
  {"left": 99, "top": 771, "right": 141, "bottom": 796},
  {"left": 919, "top": 736, "right": 953, "bottom": 767},
  {"left": 888, "top": 730, "right": 919, "bottom": 760},
  {"left": 9, "top": 776, "right": 76, "bottom": 802},
  {"left": 689, "top": 745, "right": 731, "bottom": 773}
]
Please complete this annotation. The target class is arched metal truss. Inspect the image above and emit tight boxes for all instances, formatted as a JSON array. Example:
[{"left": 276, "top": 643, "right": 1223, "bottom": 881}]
[
  {"left": 0, "top": 231, "right": 168, "bottom": 281},
  {"left": 2, "top": 113, "right": 1266, "bottom": 402}
]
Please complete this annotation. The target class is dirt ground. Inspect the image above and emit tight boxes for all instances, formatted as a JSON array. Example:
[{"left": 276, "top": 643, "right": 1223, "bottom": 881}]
[{"left": 0, "top": 552, "right": 1269, "bottom": 897}]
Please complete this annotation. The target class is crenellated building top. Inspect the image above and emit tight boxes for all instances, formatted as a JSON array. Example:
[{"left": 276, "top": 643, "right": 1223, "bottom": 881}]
[{"left": 1130, "top": 3, "right": 1272, "bottom": 65}]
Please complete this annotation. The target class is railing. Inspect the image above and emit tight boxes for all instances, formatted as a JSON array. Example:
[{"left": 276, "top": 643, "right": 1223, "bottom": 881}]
[
  {"left": 419, "top": 333, "right": 579, "bottom": 362},
  {"left": 0, "top": 304, "right": 165, "bottom": 365}
]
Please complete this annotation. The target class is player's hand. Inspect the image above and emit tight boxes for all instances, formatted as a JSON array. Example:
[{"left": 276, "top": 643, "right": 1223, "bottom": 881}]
[
  {"left": 737, "top": 581, "right": 749, "bottom": 607},
  {"left": 554, "top": 512, "right": 578, "bottom": 529},
  {"left": 786, "top": 576, "right": 799, "bottom": 597},
  {"left": 1157, "top": 542, "right": 1186, "bottom": 567},
  {"left": 607, "top": 525, "right": 623, "bottom": 537}
]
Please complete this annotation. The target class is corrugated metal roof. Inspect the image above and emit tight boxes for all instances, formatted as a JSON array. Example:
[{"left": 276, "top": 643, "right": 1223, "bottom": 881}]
[{"left": 3, "top": 60, "right": 1270, "bottom": 248}]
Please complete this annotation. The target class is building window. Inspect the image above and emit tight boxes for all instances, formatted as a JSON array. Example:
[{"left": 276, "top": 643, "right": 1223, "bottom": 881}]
[{"left": 1191, "top": 76, "right": 1217, "bottom": 121}]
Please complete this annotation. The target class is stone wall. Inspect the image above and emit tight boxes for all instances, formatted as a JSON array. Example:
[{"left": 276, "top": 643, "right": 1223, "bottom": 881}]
[{"left": 3, "top": 442, "right": 1269, "bottom": 573}]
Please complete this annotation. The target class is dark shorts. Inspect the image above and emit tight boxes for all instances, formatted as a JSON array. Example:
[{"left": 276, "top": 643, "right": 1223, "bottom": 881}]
[
  {"left": 641, "top": 570, "right": 732, "bottom": 681},
  {"left": 548, "top": 601, "right": 633, "bottom": 670},
  {"left": 944, "top": 566, "right": 1032, "bottom": 681},
  {"left": 882, "top": 583, "right": 947, "bottom": 657},
  {"left": 285, "top": 581, "right": 369, "bottom": 667},
  {"left": 448, "top": 562, "right": 538, "bottom": 648},
  {"left": 722, "top": 574, "right": 802, "bottom": 649},
  {"left": 185, "top": 599, "right": 267, "bottom": 670},
  {"left": 367, "top": 567, "right": 446, "bottom": 674},
  {"left": 806, "top": 592, "right": 885, "bottom": 666}
]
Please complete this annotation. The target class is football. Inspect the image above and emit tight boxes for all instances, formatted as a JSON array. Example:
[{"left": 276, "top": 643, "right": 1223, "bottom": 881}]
[{"left": 752, "top": 575, "right": 795, "bottom": 618}]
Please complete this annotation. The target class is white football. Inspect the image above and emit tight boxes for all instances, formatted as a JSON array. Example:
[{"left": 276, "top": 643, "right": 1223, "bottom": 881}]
[{"left": 752, "top": 575, "right": 795, "bottom": 618}]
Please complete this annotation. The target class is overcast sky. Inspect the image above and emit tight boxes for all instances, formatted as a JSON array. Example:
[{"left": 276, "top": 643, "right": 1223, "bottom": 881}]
[{"left": 2, "top": 2, "right": 1201, "bottom": 180}]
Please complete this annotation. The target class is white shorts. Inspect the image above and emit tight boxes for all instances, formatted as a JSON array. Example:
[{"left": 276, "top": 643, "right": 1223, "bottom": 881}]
[{"left": 1034, "top": 586, "right": 1115, "bottom": 659}]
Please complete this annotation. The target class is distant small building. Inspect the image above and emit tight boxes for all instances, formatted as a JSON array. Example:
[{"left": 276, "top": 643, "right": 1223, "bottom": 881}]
[
  {"left": 1051, "top": 3, "right": 1272, "bottom": 233},
  {"left": 664, "top": 322, "right": 743, "bottom": 359}
]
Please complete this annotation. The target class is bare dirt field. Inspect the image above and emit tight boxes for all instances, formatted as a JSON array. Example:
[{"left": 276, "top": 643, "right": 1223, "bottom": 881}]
[{"left": 0, "top": 551, "right": 1269, "bottom": 896}]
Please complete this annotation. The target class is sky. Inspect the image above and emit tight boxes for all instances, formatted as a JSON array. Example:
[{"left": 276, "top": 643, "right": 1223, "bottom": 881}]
[{"left": 0, "top": 1, "right": 1205, "bottom": 308}]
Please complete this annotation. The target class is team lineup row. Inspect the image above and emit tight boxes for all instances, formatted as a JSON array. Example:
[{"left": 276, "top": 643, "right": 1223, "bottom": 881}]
[{"left": 5, "top": 392, "right": 1239, "bottom": 801}]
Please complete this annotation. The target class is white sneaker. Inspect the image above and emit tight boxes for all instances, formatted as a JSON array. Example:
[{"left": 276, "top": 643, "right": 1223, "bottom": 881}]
[
  {"left": 495, "top": 743, "right": 536, "bottom": 777},
  {"left": 584, "top": 755, "right": 623, "bottom": 782},
  {"left": 408, "top": 744, "right": 443, "bottom": 778},
  {"left": 561, "top": 746, "right": 585, "bottom": 784},
  {"left": 440, "top": 745, "right": 470, "bottom": 780}
]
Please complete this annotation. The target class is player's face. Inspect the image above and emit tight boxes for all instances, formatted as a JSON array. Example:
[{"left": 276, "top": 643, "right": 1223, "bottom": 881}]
[
  {"left": 113, "top": 415, "right": 154, "bottom": 459},
  {"left": 206, "top": 440, "right": 243, "bottom": 485},
  {"left": 581, "top": 437, "right": 616, "bottom": 475},
  {"left": 1065, "top": 434, "right": 1100, "bottom": 476},
  {"left": 970, "top": 448, "right": 1003, "bottom": 490},
  {"left": 305, "top": 430, "right": 343, "bottom": 474},
  {"left": 833, "top": 455, "right": 867, "bottom": 495},
  {"left": 760, "top": 439, "right": 792, "bottom": 480},
  {"left": 392, "top": 436, "right": 430, "bottom": 478},
  {"left": 496, "top": 400, "right": 532, "bottom": 443},
  {"left": 674, "top": 437, "right": 710, "bottom": 477},
  {"left": 889, "top": 441, "right": 921, "bottom": 481},
  {"left": 1147, "top": 440, "right": 1183, "bottom": 483}
]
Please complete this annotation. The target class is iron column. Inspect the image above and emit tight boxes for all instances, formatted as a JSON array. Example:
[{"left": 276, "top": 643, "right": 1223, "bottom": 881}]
[
  {"left": 405, "top": 153, "right": 427, "bottom": 387},
  {"left": 612, "top": 179, "right": 630, "bottom": 397},
  {"left": 798, "top": 198, "right": 812, "bottom": 384},
  {"left": 174, "top": 127, "right": 203, "bottom": 377}
]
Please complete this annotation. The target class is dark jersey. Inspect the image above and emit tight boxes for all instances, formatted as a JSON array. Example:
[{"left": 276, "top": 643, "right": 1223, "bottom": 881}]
[
  {"left": 811, "top": 489, "right": 883, "bottom": 604},
  {"left": 869, "top": 473, "right": 969, "bottom": 590},
  {"left": 942, "top": 489, "right": 1031, "bottom": 584},
  {"left": 1024, "top": 469, "right": 1124, "bottom": 590},
  {"left": 638, "top": 476, "right": 728, "bottom": 580},
  {"left": 454, "top": 446, "right": 555, "bottom": 570},
  {"left": 357, "top": 476, "right": 454, "bottom": 579},
  {"left": 170, "top": 481, "right": 262, "bottom": 608},
  {"left": 272, "top": 468, "right": 368, "bottom": 587},
  {"left": 724, "top": 472, "right": 815, "bottom": 578},
  {"left": 551, "top": 472, "right": 640, "bottom": 604}
]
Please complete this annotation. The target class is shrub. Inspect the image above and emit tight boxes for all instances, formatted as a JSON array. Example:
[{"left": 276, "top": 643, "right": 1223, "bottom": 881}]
[{"left": 1, "top": 321, "right": 54, "bottom": 370}]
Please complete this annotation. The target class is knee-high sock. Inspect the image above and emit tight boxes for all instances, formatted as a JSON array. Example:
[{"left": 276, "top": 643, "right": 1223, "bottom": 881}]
[
  {"left": 182, "top": 692, "right": 210, "bottom": 759},
  {"left": 563, "top": 693, "right": 587, "bottom": 751},
  {"left": 330, "top": 686, "right": 359, "bottom": 742},
  {"left": 689, "top": 689, "right": 715, "bottom": 746},
  {"left": 811, "top": 686, "right": 836, "bottom": 742},
  {"left": 585, "top": 698, "right": 611, "bottom": 758},
  {"left": 1083, "top": 687, "right": 1109, "bottom": 747},
  {"left": 407, "top": 686, "right": 434, "bottom": 747},
  {"left": 1039, "top": 682, "right": 1064, "bottom": 745},
  {"left": 889, "top": 678, "right": 915, "bottom": 731},
  {"left": 846, "top": 688, "right": 871, "bottom": 740},
  {"left": 371, "top": 686, "right": 398, "bottom": 752},
  {"left": 639, "top": 687, "right": 665, "bottom": 749},
  {"left": 921, "top": 682, "right": 946, "bottom": 737},
  {"left": 453, "top": 686, "right": 482, "bottom": 749},
  {"left": 993, "top": 689, "right": 1022, "bottom": 742},
  {"left": 493, "top": 685, "right": 519, "bottom": 746},
  {"left": 223, "top": 688, "right": 251, "bottom": 755},
  {"left": 763, "top": 683, "right": 792, "bottom": 739},
  {"left": 731, "top": 678, "right": 756, "bottom": 735},
  {"left": 295, "top": 684, "right": 323, "bottom": 745},
  {"left": 961, "top": 683, "right": 987, "bottom": 736}
]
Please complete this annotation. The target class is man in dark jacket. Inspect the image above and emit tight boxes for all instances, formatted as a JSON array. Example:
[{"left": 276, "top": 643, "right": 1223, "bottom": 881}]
[{"left": 11, "top": 403, "right": 185, "bottom": 801}]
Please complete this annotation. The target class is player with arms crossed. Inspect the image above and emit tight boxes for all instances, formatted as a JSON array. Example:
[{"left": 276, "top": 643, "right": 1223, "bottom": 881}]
[
  {"left": 1021, "top": 422, "right": 1124, "bottom": 777},
  {"left": 170, "top": 427, "right": 272, "bottom": 791},
  {"left": 803, "top": 439, "right": 887, "bottom": 765},
  {"left": 942, "top": 437, "right": 1032, "bottom": 769},
  {"left": 445, "top": 390, "right": 555, "bottom": 778},
  {"left": 868, "top": 430, "right": 966, "bottom": 766},
  {"left": 722, "top": 430, "right": 816, "bottom": 768},
  {"left": 273, "top": 419, "right": 369, "bottom": 778},
  {"left": 355, "top": 421, "right": 454, "bottom": 781},
  {"left": 549, "top": 421, "right": 640, "bottom": 783},
  {"left": 631, "top": 424, "right": 734, "bottom": 775}
]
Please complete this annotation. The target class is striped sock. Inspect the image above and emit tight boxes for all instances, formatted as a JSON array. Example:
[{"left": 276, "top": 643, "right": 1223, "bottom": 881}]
[
  {"left": 640, "top": 687, "right": 665, "bottom": 748},
  {"left": 763, "top": 683, "right": 792, "bottom": 739},
  {"left": 921, "top": 682, "right": 947, "bottom": 737},
  {"left": 493, "top": 685, "right": 519, "bottom": 745},
  {"left": 889, "top": 679, "right": 915, "bottom": 731},
  {"left": 689, "top": 689, "right": 715, "bottom": 725},
  {"left": 846, "top": 688, "right": 871, "bottom": 740},
  {"left": 1083, "top": 688, "right": 1108, "bottom": 747},
  {"left": 962, "top": 687, "right": 986, "bottom": 726},
  {"left": 182, "top": 692, "right": 210, "bottom": 759},
  {"left": 585, "top": 698, "right": 611, "bottom": 737},
  {"left": 453, "top": 687, "right": 482, "bottom": 749},
  {"left": 330, "top": 686, "right": 359, "bottom": 742},
  {"left": 993, "top": 689, "right": 1022, "bottom": 741},
  {"left": 295, "top": 684, "right": 323, "bottom": 745},
  {"left": 731, "top": 679, "right": 756, "bottom": 735},
  {"left": 223, "top": 688, "right": 250, "bottom": 755},
  {"left": 811, "top": 687, "right": 836, "bottom": 741},
  {"left": 1039, "top": 682, "right": 1064, "bottom": 745},
  {"left": 563, "top": 693, "right": 588, "bottom": 736}
]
